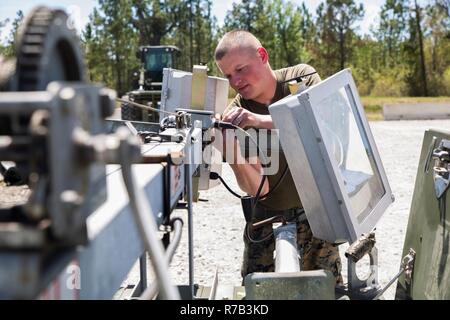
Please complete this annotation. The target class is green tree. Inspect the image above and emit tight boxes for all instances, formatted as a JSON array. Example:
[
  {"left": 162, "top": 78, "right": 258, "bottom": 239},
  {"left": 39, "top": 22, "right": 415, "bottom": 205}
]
[
  {"left": 315, "top": 0, "right": 364, "bottom": 76},
  {"left": 0, "top": 19, "right": 10, "bottom": 56},
  {"left": 375, "top": 0, "right": 409, "bottom": 68},
  {"left": 161, "top": 0, "right": 217, "bottom": 71},
  {"left": 223, "top": 0, "right": 265, "bottom": 34},
  {"left": 423, "top": 0, "right": 450, "bottom": 94},
  {"left": 298, "top": 2, "right": 316, "bottom": 52},
  {"left": 403, "top": 0, "right": 429, "bottom": 96},
  {"left": 222, "top": 0, "right": 311, "bottom": 69},
  {"left": 413, "top": 0, "right": 428, "bottom": 96},
  {"left": 350, "top": 37, "right": 381, "bottom": 95},
  {"left": 127, "top": 0, "right": 217, "bottom": 71},
  {"left": 130, "top": 0, "right": 182, "bottom": 46},
  {"left": 269, "top": 0, "right": 311, "bottom": 67},
  {"left": 83, "top": 0, "right": 139, "bottom": 96},
  {"left": 0, "top": 11, "right": 24, "bottom": 58}
]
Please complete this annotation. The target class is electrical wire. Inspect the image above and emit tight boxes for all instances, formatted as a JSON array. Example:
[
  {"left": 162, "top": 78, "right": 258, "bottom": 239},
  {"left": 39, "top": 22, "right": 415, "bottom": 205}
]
[
  {"left": 215, "top": 121, "right": 287, "bottom": 244},
  {"left": 118, "top": 130, "right": 180, "bottom": 300},
  {"left": 281, "top": 71, "right": 318, "bottom": 84},
  {"left": 245, "top": 222, "right": 274, "bottom": 244},
  {"left": 209, "top": 172, "right": 243, "bottom": 199},
  {"left": 116, "top": 98, "right": 178, "bottom": 116},
  {"left": 258, "top": 164, "right": 289, "bottom": 200},
  {"left": 213, "top": 121, "right": 290, "bottom": 244},
  {"left": 252, "top": 175, "right": 267, "bottom": 209},
  {"left": 216, "top": 121, "right": 269, "bottom": 200},
  {"left": 210, "top": 163, "right": 288, "bottom": 202}
]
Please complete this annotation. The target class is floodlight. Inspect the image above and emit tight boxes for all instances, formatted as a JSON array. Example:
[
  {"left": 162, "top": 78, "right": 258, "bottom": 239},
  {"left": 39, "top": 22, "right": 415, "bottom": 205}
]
[{"left": 269, "top": 69, "right": 393, "bottom": 243}]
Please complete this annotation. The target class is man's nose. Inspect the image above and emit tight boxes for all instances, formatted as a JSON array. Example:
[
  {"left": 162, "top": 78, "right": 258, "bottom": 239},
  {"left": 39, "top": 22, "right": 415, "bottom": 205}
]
[{"left": 231, "top": 76, "right": 242, "bottom": 88}]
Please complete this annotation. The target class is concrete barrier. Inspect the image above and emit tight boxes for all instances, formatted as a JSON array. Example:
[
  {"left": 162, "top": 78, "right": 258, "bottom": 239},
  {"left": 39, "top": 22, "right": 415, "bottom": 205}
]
[{"left": 383, "top": 102, "right": 450, "bottom": 120}]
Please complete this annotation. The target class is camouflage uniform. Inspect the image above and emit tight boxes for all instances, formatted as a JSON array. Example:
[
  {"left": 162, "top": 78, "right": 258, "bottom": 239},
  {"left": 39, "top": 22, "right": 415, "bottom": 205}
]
[{"left": 241, "top": 206, "right": 343, "bottom": 285}]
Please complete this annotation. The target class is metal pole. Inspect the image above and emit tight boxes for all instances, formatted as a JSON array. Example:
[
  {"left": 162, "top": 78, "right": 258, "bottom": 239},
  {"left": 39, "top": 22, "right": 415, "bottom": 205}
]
[
  {"left": 139, "top": 253, "right": 147, "bottom": 294},
  {"left": 273, "top": 223, "right": 300, "bottom": 273},
  {"left": 185, "top": 162, "right": 195, "bottom": 299}
]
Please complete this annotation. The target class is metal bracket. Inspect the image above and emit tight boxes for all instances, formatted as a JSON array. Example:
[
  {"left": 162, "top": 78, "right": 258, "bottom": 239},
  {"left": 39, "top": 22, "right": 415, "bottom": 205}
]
[
  {"left": 191, "top": 65, "right": 208, "bottom": 110},
  {"left": 343, "top": 232, "right": 380, "bottom": 299},
  {"left": 347, "top": 246, "right": 380, "bottom": 299}
]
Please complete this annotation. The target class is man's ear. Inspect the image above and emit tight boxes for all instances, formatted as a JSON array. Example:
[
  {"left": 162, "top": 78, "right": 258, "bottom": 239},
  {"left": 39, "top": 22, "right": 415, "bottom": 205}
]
[{"left": 257, "top": 47, "right": 269, "bottom": 64}]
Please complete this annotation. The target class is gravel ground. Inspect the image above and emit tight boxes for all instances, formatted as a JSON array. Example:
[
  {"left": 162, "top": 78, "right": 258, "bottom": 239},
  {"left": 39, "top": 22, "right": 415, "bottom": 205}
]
[{"left": 124, "top": 119, "right": 450, "bottom": 300}]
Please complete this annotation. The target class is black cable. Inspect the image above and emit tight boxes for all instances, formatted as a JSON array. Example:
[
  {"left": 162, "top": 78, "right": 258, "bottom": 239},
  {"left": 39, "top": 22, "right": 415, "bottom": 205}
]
[
  {"left": 281, "top": 71, "right": 318, "bottom": 84},
  {"left": 212, "top": 121, "right": 289, "bottom": 204},
  {"left": 209, "top": 172, "right": 243, "bottom": 199},
  {"left": 258, "top": 164, "right": 289, "bottom": 200},
  {"left": 214, "top": 120, "right": 296, "bottom": 244},
  {"left": 252, "top": 175, "right": 267, "bottom": 212},
  {"left": 214, "top": 120, "right": 268, "bottom": 202}
]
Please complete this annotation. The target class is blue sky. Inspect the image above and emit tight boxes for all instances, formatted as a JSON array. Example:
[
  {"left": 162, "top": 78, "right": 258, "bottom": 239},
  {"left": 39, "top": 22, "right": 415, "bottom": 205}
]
[{"left": 0, "top": 0, "right": 396, "bottom": 44}]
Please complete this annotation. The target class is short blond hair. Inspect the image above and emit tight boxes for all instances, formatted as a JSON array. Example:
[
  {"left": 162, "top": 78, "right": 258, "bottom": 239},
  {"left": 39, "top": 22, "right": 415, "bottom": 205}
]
[{"left": 215, "top": 30, "right": 262, "bottom": 61}]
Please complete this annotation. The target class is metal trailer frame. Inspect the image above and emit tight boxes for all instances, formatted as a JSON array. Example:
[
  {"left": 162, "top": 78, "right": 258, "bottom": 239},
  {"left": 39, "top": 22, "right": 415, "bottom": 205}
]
[{"left": 0, "top": 120, "right": 203, "bottom": 300}]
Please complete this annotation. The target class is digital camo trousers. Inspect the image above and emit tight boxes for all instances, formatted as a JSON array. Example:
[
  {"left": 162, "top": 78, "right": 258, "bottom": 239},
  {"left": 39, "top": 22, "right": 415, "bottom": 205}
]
[{"left": 241, "top": 219, "right": 343, "bottom": 285}]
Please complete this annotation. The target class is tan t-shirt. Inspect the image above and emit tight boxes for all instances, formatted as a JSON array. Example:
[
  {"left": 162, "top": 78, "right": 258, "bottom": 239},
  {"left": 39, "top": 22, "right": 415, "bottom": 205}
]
[{"left": 226, "top": 64, "right": 321, "bottom": 211}]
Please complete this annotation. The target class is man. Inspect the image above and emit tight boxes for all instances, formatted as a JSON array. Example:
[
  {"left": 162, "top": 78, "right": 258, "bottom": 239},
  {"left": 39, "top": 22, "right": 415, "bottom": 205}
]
[{"left": 214, "top": 30, "right": 343, "bottom": 284}]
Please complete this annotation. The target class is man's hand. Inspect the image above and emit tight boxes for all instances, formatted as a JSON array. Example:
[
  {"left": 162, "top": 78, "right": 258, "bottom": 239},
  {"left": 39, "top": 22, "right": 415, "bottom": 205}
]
[
  {"left": 221, "top": 106, "right": 274, "bottom": 129},
  {"left": 212, "top": 127, "right": 268, "bottom": 196},
  {"left": 213, "top": 108, "right": 270, "bottom": 196},
  {"left": 222, "top": 107, "right": 257, "bottom": 128}
]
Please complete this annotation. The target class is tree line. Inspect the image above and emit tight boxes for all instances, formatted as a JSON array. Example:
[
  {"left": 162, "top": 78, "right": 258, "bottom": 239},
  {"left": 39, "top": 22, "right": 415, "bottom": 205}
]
[{"left": 1, "top": 0, "right": 449, "bottom": 97}]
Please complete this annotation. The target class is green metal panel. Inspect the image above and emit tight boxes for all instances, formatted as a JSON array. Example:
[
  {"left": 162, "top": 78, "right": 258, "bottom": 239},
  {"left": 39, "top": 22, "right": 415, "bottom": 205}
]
[{"left": 396, "top": 129, "right": 450, "bottom": 300}]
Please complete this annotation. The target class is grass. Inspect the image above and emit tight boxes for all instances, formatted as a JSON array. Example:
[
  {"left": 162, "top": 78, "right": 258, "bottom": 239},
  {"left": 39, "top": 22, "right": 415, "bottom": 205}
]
[{"left": 361, "top": 96, "right": 450, "bottom": 121}]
